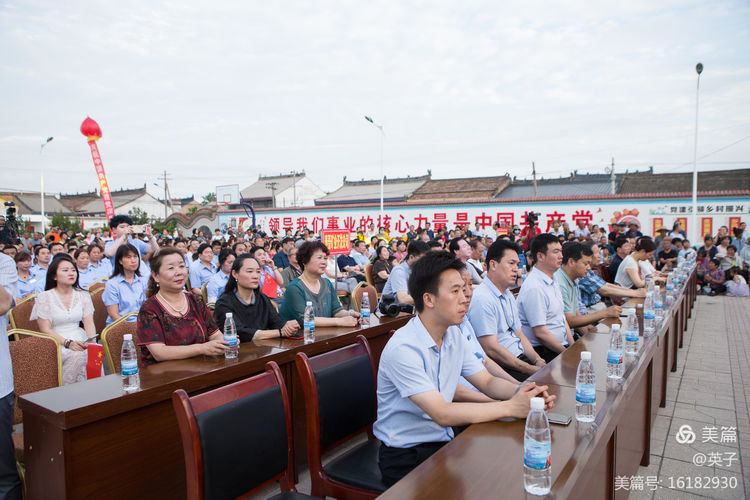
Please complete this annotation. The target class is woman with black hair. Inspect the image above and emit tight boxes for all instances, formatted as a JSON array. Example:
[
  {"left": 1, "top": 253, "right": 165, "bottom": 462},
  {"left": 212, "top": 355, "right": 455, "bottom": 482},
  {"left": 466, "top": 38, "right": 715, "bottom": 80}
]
[
  {"left": 188, "top": 243, "right": 216, "bottom": 291},
  {"left": 102, "top": 244, "right": 147, "bottom": 325},
  {"left": 30, "top": 254, "right": 96, "bottom": 384},
  {"left": 372, "top": 245, "right": 394, "bottom": 293},
  {"left": 214, "top": 254, "right": 299, "bottom": 342},
  {"left": 205, "top": 248, "right": 235, "bottom": 303}
]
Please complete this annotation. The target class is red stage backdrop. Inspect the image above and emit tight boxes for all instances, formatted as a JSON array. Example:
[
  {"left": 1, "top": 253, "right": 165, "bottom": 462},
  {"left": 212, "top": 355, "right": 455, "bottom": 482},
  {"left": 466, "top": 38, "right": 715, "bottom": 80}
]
[{"left": 80, "top": 117, "right": 115, "bottom": 221}]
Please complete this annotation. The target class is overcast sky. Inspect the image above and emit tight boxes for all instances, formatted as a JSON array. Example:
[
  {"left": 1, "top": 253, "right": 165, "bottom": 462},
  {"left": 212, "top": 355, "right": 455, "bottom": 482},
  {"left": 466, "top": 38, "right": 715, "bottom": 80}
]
[{"left": 1, "top": 1, "right": 749, "bottom": 199}]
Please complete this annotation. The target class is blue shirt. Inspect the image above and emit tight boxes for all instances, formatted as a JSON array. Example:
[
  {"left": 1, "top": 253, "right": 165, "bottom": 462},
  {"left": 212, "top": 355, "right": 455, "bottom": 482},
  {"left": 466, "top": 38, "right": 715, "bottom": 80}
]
[
  {"left": 467, "top": 278, "right": 523, "bottom": 357},
  {"left": 380, "top": 261, "right": 411, "bottom": 299},
  {"left": 30, "top": 264, "right": 47, "bottom": 281},
  {"left": 0, "top": 254, "right": 17, "bottom": 398},
  {"left": 88, "top": 259, "right": 113, "bottom": 282},
  {"left": 457, "top": 317, "right": 487, "bottom": 392},
  {"left": 578, "top": 270, "right": 605, "bottom": 307},
  {"left": 77, "top": 266, "right": 98, "bottom": 290},
  {"left": 102, "top": 274, "right": 148, "bottom": 325},
  {"left": 374, "top": 316, "right": 484, "bottom": 448},
  {"left": 350, "top": 250, "right": 370, "bottom": 267},
  {"left": 105, "top": 237, "right": 151, "bottom": 277},
  {"left": 189, "top": 262, "right": 217, "bottom": 289},
  {"left": 517, "top": 267, "right": 569, "bottom": 348},
  {"left": 206, "top": 270, "right": 229, "bottom": 303},
  {"left": 272, "top": 251, "right": 290, "bottom": 269},
  {"left": 16, "top": 274, "right": 40, "bottom": 300}
]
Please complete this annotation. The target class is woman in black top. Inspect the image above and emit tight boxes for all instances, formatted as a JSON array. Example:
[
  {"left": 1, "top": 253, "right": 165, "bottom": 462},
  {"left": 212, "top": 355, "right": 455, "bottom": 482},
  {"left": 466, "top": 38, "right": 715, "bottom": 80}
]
[
  {"left": 371, "top": 246, "right": 394, "bottom": 293},
  {"left": 214, "top": 254, "right": 300, "bottom": 342}
]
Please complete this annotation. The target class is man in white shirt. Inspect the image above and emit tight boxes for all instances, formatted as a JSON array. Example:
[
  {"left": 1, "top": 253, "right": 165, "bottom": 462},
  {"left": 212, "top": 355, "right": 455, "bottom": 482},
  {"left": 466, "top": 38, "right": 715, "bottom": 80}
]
[
  {"left": 0, "top": 253, "right": 21, "bottom": 499},
  {"left": 573, "top": 220, "right": 590, "bottom": 240}
]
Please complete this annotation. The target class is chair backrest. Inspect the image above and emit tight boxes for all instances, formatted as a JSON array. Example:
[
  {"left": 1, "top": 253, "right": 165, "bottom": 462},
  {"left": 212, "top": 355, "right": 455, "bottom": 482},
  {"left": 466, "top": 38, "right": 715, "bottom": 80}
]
[
  {"left": 87, "top": 279, "right": 107, "bottom": 293},
  {"left": 351, "top": 283, "right": 377, "bottom": 313},
  {"left": 101, "top": 312, "right": 138, "bottom": 374},
  {"left": 172, "top": 362, "right": 294, "bottom": 500},
  {"left": 90, "top": 288, "right": 108, "bottom": 335},
  {"left": 9, "top": 332, "right": 62, "bottom": 424},
  {"left": 295, "top": 335, "right": 377, "bottom": 462},
  {"left": 200, "top": 283, "right": 208, "bottom": 303},
  {"left": 364, "top": 263, "right": 375, "bottom": 287},
  {"left": 8, "top": 294, "right": 39, "bottom": 332},
  {"left": 597, "top": 264, "right": 611, "bottom": 283}
]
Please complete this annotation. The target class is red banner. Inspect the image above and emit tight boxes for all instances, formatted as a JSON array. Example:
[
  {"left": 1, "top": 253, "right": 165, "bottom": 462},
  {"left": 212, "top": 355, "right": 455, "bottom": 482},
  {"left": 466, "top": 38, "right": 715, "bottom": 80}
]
[
  {"left": 322, "top": 229, "right": 351, "bottom": 256},
  {"left": 86, "top": 343, "right": 104, "bottom": 379},
  {"left": 88, "top": 140, "right": 115, "bottom": 221}
]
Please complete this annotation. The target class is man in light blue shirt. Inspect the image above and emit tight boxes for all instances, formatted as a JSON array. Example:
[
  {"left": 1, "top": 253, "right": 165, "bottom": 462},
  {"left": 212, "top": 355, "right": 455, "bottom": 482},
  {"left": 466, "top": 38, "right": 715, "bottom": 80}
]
[
  {"left": 103, "top": 215, "right": 158, "bottom": 279},
  {"left": 517, "top": 233, "right": 574, "bottom": 363},
  {"left": 378, "top": 240, "right": 430, "bottom": 309},
  {"left": 350, "top": 240, "right": 371, "bottom": 268},
  {"left": 375, "top": 251, "right": 554, "bottom": 486},
  {"left": 468, "top": 239, "right": 545, "bottom": 381}
]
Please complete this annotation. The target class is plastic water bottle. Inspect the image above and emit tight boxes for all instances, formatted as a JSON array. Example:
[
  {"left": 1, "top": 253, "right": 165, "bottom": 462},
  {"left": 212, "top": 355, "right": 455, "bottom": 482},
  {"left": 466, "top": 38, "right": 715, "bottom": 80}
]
[
  {"left": 646, "top": 276, "right": 654, "bottom": 296},
  {"left": 643, "top": 293, "right": 655, "bottom": 337},
  {"left": 360, "top": 293, "right": 371, "bottom": 326},
  {"left": 121, "top": 334, "right": 140, "bottom": 393},
  {"left": 607, "top": 324, "right": 624, "bottom": 379},
  {"left": 666, "top": 273, "right": 675, "bottom": 300},
  {"left": 575, "top": 351, "right": 596, "bottom": 422},
  {"left": 654, "top": 285, "right": 664, "bottom": 325},
  {"left": 624, "top": 308, "right": 639, "bottom": 354},
  {"left": 223, "top": 312, "right": 238, "bottom": 359},
  {"left": 523, "top": 397, "right": 551, "bottom": 495},
  {"left": 519, "top": 266, "right": 527, "bottom": 282},
  {"left": 303, "top": 301, "right": 315, "bottom": 344}
]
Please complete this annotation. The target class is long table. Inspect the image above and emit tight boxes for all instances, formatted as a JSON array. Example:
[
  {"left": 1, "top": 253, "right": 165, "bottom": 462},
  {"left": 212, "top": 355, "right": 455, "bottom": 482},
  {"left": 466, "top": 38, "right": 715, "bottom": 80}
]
[
  {"left": 19, "top": 314, "right": 409, "bottom": 500},
  {"left": 379, "top": 270, "right": 696, "bottom": 500}
]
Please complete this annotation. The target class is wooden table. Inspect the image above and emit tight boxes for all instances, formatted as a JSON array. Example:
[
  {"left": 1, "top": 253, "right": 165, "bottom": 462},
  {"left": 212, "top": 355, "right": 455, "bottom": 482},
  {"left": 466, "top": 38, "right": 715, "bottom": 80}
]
[
  {"left": 379, "top": 270, "right": 695, "bottom": 500},
  {"left": 19, "top": 314, "right": 409, "bottom": 500}
]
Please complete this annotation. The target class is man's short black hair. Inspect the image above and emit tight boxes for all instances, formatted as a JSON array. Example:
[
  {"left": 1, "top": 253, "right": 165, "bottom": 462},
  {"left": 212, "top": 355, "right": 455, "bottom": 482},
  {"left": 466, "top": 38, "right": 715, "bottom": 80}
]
[
  {"left": 562, "top": 241, "right": 593, "bottom": 264},
  {"left": 108, "top": 215, "right": 133, "bottom": 229},
  {"left": 211, "top": 239, "right": 222, "bottom": 247},
  {"left": 529, "top": 233, "right": 560, "bottom": 262},
  {"left": 354, "top": 239, "right": 366, "bottom": 248},
  {"left": 486, "top": 239, "right": 519, "bottom": 263},
  {"left": 447, "top": 237, "right": 465, "bottom": 256},
  {"left": 407, "top": 240, "right": 430, "bottom": 259},
  {"left": 614, "top": 237, "right": 629, "bottom": 251},
  {"left": 281, "top": 237, "right": 294, "bottom": 245},
  {"left": 427, "top": 240, "right": 443, "bottom": 250},
  {"left": 408, "top": 251, "right": 465, "bottom": 313},
  {"left": 48, "top": 242, "right": 64, "bottom": 251}
]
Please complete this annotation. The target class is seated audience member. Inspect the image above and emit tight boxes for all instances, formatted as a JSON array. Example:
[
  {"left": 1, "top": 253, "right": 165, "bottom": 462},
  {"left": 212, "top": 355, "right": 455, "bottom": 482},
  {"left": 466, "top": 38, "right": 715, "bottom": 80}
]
[
  {"left": 701, "top": 235, "right": 718, "bottom": 259},
  {"left": 74, "top": 248, "right": 96, "bottom": 290},
  {"left": 272, "top": 237, "right": 294, "bottom": 269},
  {"left": 573, "top": 220, "right": 591, "bottom": 240},
  {"left": 656, "top": 237, "right": 678, "bottom": 270},
  {"left": 555, "top": 242, "right": 621, "bottom": 335},
  {"left": 137, "top": 248, "right": 228, "bottom": 365},
  {"left": 731, "top": 227, "right": 746, "bottom": 255},
  {"left": 393, "top": 240, "right": 408, "bottom": 264},
  {"left": 577, "top": 242, "right": 646, "bottom": 311},
  {"left": 206, "top": 248, "right": 235, "bottom": 303},
  {"left": 214, "top": 254, "right": 299, "bottom": 342},
  {"left": 715, "top": 236, "right": 730, "bottom": 259},
  {"left": 185, "top": 239, "right": 200, "bottom": 263},
  {"left": 87, "top": 243, "right": 112, "bottom": 282},
  {"left": 336, "top": 241, "right": 366, "bottom": 283},
  {"left": 467, "top": 239, "right": 485, "bottom": 278},
  {"left": 379, "top": 240, "right": 431, "bottom": 307},
  {"left": 30, "top": 254, "right": 95, "bottom": 384},
  {"left": 704, "top": 259, "right": 726, "bottom": 295},
  {"left": 174, "top": 239, "right": 191, "bottom": 268},
  {"left": 517, "top": 233, "right": 574, "bottom": 363},
  {"left": 30, "top": 245, "right": 51, "bottom": 286},
  {"left": 607, "top": 237, "right": 631, "bottom": 280},
  {"left": 374, "top": 251, "right": 554, "bottom": 486},
  {"left": 14, "top": 251, "right": 38, "bottom": 299},
  {"left": 614, "top": 237, "right": 657, "bottom": 289},
  {"left": 457, "top": 267, "right": 520, "bottom": 392},
  {"left": 372, "top": 245, "right": 394, "bottom": 293},
  {"left": 696, "top": 248, "right": 710, "bottom": 284},
  {"left": 350, "top": 239, "right": 371, "bottom": 268},
  {"left": 449, "top": 238, "right": 482, "bottom": 285},
  {"left": 625, "top": 222, "right": 643, "bottom": 239},
  {"left": 189, "top": 243, "right": 217, "bottom": 291},
  {"left": 279, "top": 241, "right": 360, "bottom": 328},
  {"left": 668, "top": 222, "right": 686, "bottom": 241},
  {"left": 678, "top": 239, "right": 696, "bottom": 261},
  {"left": 249, "top": 246, "right": 285, "bottom": 299},
  {"left": 210, "top": 240, "right": 222, "bottom": 266},
  {"left": 280, "top": 245, "right": 302, "bottom": 287},
  {"left": 467, "top": 239, "right": 545, "bottom": 381},
  {"left": 103, "top": 244, "right": 147, "bottom": 325},
  {"left": 1, "top": 246, "right": 16, "bottom": 259},
  {"left": 104, "top": 215, "right": 158, "bottom": 276},
  {"left": 720, "top": 245, "right": 741, "bottom": 271},
  {"left": 726, "top": 267, "right": 749, "bottom": 297}
]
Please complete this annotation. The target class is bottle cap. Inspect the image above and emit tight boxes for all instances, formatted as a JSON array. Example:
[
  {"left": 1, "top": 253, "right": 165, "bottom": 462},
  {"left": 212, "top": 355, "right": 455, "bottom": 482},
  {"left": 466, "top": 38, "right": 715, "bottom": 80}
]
[
  {"left": 225, "top": 312, "right": 233, "bottom": 318},
  {"left": 611, "top": 324, "right": 620, "bottom": 331},
  {"left": 123, "top": 334, "right": 132, "bottom": 341},
  {"left": 306, "top": 301, "right": 313, "bottom": 306},
  {"left": 530, "top": 397, "right": 544, "bottom": 411},
  {"left": 581, "top": 351, "right": 591, "bottom": 361},
  {"left": 636, "top": 304, "right": 643, "bottom": 309}
]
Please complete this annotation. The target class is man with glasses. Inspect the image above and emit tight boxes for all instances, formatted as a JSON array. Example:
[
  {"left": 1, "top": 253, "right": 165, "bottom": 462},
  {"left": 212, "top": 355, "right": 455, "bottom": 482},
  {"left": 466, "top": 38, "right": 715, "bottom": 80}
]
[{"left": 467, "top": 239, "right": 545, "bottom": 381}]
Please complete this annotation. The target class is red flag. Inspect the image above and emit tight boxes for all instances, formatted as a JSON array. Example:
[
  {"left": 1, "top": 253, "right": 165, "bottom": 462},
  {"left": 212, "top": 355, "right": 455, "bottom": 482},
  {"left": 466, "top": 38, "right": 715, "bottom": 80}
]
[
  {"left": 86, "top": 343, "right": 104, "bottom": 379},
  {"left": 262, "top": 272, "right": 278, "bottom": 299}
]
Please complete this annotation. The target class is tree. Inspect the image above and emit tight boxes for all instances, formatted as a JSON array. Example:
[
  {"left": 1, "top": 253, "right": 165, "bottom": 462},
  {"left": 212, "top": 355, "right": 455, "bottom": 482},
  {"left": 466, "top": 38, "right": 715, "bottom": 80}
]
[
  {"left": 49, "top": 213, "right": 82, "bottom": 234},
  {"left": 187, "top": 206, "right": 199, "bottom": 215},
  {"left": 201, "top": 192, "right": 216, "bottom": 206},
  {"left": 127, "top": 207, "right": 149, "bottom": 225}
]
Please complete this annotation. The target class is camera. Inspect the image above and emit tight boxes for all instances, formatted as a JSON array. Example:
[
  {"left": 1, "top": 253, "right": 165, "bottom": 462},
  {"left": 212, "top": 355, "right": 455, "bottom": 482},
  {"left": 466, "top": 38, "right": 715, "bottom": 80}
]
[
  {"left": 525, "top": 211, "right": 539, "bottom": 226},
  {"left": 378, "top": 295, "right": 415, "bottom": 318},
  {"left": 0, "top": 201, "right": 21, "bottom": 245}
]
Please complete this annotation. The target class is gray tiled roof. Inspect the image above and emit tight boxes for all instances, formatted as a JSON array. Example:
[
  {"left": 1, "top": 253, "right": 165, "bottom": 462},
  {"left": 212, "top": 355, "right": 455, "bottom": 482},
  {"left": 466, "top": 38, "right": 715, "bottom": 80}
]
[
  {"left": 409, "top": 175, "right": 510, "bottom": 200},
  {"left": 499, "top": 180, "right": 614, "bottom": 198},
  {"left": 618, "top": 169, "right": 750, "bottom": 194},
  {"left": 317, "top": 178, "right": 428, "bottom": 203},
  {"left": 241, "top": 173, "right": 306, "bottom": 200}
]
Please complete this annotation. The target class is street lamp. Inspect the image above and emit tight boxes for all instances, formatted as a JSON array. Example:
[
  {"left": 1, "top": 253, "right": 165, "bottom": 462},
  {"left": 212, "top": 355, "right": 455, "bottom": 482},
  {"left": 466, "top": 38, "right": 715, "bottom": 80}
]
[
  {"left": 39, "top": 137, "right": 53, "bottom": 233},
  {"left": 364, "top": 116, "right": 385, "bottom": 224},
  {"left": 691, "top": 63, "right": 703, "bottom": 242}
]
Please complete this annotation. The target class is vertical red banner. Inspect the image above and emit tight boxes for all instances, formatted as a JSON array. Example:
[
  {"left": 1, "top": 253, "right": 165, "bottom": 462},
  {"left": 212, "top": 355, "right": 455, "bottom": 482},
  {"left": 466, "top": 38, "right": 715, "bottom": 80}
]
[
  {"left": 88, "top": 141, "right": 115, "bottom": 221},
  {"left": 701, "top": 217, "right": 713, "bottom": 239},
  {"left": 729, "top": 217, "right": 741, "bottom": 234},
  {"left": 652, "top": 218, "right": 663, "bottom": 236}
]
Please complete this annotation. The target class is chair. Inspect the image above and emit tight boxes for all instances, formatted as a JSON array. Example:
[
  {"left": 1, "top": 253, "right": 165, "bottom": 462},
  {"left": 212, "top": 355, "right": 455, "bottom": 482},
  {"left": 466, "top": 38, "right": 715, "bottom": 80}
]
[
  {"left": 596, "top": 264, "right": 611, "bottom": 283},
  {"left": 200, "top": 282, "right": 208, "bottom": 303},
  {"left": 101, "top": 312, "right": 138, "bottom": 374},
  {"left": 9, "top": 332, "right": 63, "bottom": 483},
  {"left": 87, "top": 279, "right": 107, "bottom": 293},
  {"left": 295, "top": 335, "right": 387, "bottom": 499},
  {"left": 351, "top": 283, "right": 377, "bottom": 314},
  {"left": 363, "top": 264, "right": 375, "bottom": 288},
  {"left": 90, "top": 288, "right": 109, "bottom": 335},
  {"left": 8, "top": 294, "right": 39, "bottom": 333},
  {"left": 172, "top": 361, "right": 319, "bottom": 500}
]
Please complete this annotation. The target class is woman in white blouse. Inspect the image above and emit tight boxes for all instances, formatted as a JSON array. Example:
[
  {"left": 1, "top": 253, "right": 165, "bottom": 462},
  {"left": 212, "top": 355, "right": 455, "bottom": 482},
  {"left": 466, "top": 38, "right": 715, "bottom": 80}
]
[{"left": 31, "top": 254, "right": 96, "bottom": 384}]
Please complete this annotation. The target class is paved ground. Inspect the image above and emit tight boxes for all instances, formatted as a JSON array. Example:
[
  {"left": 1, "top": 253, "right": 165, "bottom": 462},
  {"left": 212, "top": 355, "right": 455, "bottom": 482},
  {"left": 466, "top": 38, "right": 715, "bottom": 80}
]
[{"left": 630, "top": 295, "right": 749, "bottom": 500}]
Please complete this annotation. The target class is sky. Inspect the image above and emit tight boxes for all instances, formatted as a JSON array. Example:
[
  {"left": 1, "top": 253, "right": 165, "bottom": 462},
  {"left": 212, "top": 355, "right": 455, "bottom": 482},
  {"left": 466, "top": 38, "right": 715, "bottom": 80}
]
[{"left": 1, "top": 1, "right": 749, "bottom": 200}]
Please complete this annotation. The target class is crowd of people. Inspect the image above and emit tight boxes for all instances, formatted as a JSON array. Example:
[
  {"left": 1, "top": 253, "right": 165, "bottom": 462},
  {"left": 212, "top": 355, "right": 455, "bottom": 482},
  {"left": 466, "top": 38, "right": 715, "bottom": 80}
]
[{"left": 0, "top": 212, "right": 749, "bottom": 495}]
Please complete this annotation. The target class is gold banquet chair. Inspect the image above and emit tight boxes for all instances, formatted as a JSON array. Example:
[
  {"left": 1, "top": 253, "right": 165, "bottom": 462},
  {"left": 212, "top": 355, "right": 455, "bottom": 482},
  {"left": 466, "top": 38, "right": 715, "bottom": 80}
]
[{"left": 101, "top": 312, "right": 138, "bottom": 374}]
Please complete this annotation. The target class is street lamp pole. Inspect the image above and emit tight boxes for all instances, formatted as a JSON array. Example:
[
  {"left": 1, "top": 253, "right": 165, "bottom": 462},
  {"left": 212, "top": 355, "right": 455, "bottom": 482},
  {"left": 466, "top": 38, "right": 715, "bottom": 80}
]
[
  {"left": 691, "top": 63, "right": 703, "bottom": 242},
  {"left": 364, "top": 116, "right": 384, "bottom": 223},
  {"left": 40, "top": 137, "right": 53, "bottom": 233}
]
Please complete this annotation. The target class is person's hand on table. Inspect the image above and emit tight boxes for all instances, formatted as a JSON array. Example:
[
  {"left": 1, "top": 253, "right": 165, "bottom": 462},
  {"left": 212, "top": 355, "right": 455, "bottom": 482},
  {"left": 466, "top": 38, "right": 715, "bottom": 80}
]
[
  {"left": 635, "top": 288, "right": 647, "bottom": 298},
  {"left": 336, "top": 314, "right": 359, "bottom": 327},
  {"left": 280, "top": 320, "right": 300, "bottom": 337},
  {"left": 605, "top": 305, "right": 622, "bottom": 318},
  {"left": 201, "top": 339, "right": 229, "bottom": 356},
  {"left": 508, "top": 382, "right": 556, "bottom": 417}
]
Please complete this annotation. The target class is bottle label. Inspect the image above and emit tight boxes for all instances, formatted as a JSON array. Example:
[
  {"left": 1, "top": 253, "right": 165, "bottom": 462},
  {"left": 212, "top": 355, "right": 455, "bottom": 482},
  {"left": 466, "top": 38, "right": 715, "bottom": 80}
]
[
  {"left": 224, "top": 334, "right": 238, "bottom": 347},
  {"left": 576, "top": 383, "right": 595, "bottom": 404},
  {"left": 666, "top": 285, "right": 674, "bottom": 291},
  {"left": 361, "top": 308, "right": 370, "bottom": 318},
  {"left": 304, "top": 320, "right": 315, "bottom": 332},
  {"left": 607, "top": 349, "right": 623, "bottom": 364},
  {"left": 122, "top": 359, "right": 138, "bottom": 376},
  {"left": 524, "top": 438, "right": 551, "bottom": 470},
  {"left": 654, "top": 302, "right": 662, "bottom": 309},
  {"left": 625, "top": 330, "right": 639, "bottom": 342},
  {"left": 644, "top": 311, "right": 655, "bottom": 320}
]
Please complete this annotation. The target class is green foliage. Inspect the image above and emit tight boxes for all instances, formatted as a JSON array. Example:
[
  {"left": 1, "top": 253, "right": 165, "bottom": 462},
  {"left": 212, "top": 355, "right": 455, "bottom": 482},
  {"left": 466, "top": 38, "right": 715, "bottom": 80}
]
[
  {"left": 201, "top": 192, "right": 216, "bottom": 205},
  {"left": 127, "top": 207, "right": 150, "bottom": 225},
  {"left": 49, "top": 213, "right": 82, "bottom": 234},
  {"left": 187, "top": 206, "right": 199, "bottom": 215}
]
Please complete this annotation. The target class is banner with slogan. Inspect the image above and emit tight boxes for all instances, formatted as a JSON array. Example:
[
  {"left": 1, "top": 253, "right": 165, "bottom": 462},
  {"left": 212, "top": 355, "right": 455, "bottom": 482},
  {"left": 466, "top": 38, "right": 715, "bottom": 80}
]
[
  {"left": 80, "top": 117, "right": 115, "bottom": 221},
  {"left": 322, "top": 229, "right": 352, "bottom": 256}
]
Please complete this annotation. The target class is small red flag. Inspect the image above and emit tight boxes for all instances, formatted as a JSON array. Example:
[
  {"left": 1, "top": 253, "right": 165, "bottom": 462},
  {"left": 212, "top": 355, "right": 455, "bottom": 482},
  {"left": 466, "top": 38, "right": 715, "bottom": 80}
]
[
  {"left": 262, "top": 272, "right": 279, "bottom": 299},
  {"left": 86, "top": 343, "right": 105, "bottom": 379}
]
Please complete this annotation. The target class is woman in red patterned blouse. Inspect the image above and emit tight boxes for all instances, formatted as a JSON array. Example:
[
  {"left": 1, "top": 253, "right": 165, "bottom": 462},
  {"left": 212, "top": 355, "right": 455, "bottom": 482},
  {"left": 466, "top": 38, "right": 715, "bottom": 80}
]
[{"left": 136, "top": 248, "right": 229, "bottom": 366}]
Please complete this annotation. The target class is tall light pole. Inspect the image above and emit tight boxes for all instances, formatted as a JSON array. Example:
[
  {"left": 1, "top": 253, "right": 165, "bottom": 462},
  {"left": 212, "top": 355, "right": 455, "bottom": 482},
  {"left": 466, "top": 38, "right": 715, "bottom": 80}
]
[
  {"left": 691, "top": 63, "right": 703, "bottom": 241},
  {"left": 39, "top": 137, "right": 53, "bottom": 233},
  {"left": 364, "top": 116, "right": 384, "bottom": 223}
]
